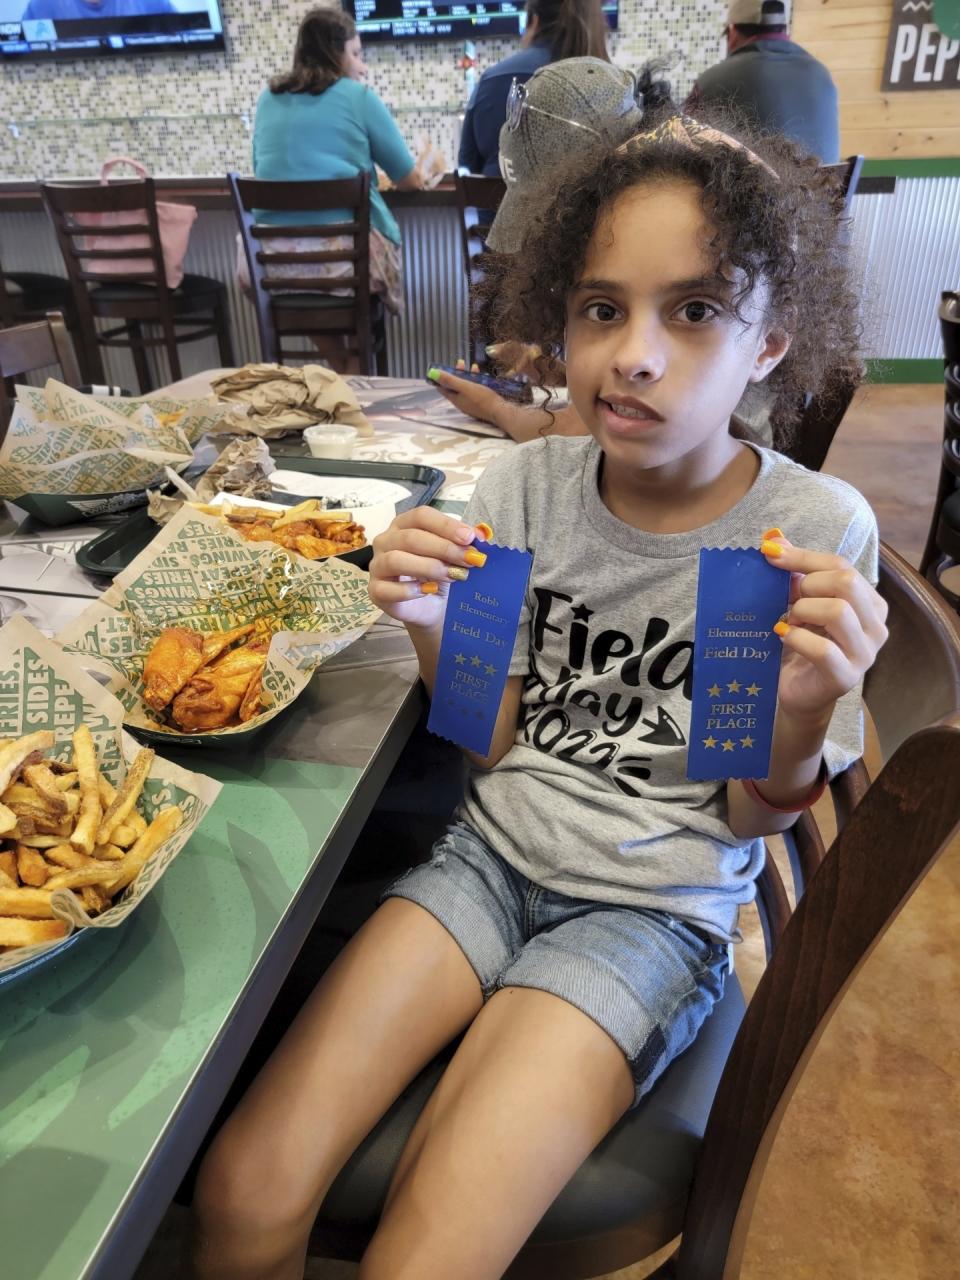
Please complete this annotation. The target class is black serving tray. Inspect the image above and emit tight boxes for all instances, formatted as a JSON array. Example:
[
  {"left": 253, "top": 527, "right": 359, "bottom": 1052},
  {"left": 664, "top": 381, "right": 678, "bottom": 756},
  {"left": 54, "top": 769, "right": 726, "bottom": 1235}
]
[{"left": 75, "top": 456, "right": 445, "bottom": 578}]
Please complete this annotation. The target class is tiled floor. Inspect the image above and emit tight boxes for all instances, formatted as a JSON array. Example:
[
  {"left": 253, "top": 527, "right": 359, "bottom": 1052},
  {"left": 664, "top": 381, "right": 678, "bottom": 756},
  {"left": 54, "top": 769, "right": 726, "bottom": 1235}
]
[{"left": 136, "top": 385, "right": 960, "bottom": 1279}]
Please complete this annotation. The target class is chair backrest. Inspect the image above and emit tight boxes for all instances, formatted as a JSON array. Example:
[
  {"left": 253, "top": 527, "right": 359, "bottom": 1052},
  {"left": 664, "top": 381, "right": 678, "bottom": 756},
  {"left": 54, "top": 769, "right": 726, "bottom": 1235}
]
[
  {"left": 228, "top": 171, "right": 373, "bottom": 368},
  {"left": 453, "top": 173, "right": 506, "bottom": 285},
  {"left": 41, "top": 177, "right": 169, "bottom": 293},
  {"left": 0, "top": 259, "right": 16, "bottom": 328},
  {"left": 821, "top": 154, "right": 864, "bottom": 217},
  {"left": 920, "top": 291, "right": 960, "bottom": 576},
  {"left": 674, "top": 542, "right": 960, "bottom": 1279},
  {"left": 0, "top": 312, "right": 82, "bottom": 437}
]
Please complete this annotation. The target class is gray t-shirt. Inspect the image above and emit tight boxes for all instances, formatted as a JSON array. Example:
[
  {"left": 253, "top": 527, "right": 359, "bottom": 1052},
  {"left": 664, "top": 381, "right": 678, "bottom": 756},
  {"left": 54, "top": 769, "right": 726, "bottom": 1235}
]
[{"left": 460, "top": 438, "right": 878, "bottom": 941}]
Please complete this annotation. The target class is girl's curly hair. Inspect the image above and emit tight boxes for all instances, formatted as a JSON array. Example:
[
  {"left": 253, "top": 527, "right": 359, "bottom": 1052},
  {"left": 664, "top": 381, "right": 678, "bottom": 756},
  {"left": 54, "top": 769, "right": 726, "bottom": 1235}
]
[{"left": 476, "top": 107, "right": 863, "bottom": 448}]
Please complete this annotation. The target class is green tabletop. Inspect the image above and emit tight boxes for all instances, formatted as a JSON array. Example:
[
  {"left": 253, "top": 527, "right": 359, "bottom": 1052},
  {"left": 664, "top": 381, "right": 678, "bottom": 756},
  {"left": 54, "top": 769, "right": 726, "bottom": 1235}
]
[{"left": 0, "top": 623, "right": 424, "bottom": 1280}]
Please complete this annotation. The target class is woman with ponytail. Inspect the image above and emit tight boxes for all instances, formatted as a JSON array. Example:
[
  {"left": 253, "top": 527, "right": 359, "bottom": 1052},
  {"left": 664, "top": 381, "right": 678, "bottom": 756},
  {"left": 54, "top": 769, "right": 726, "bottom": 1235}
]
[{"left": 458, "top": 0, "right": 610, "bottom": 177}]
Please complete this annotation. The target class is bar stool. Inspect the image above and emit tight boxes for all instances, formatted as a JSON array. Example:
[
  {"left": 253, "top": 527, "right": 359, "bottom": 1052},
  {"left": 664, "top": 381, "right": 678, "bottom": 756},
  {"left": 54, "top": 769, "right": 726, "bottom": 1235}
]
[
  {"left": 229, "top": 171, "right": 386, "bottom": 375},
  {"left": 41, "top": 177, "right": 234, "bottom": 393}
]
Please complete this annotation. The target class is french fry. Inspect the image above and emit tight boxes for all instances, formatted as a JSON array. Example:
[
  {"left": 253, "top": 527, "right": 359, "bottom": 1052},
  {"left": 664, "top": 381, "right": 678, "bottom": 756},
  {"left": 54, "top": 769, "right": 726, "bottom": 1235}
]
[
  {"left": 16, "top": 844, "right": 49, "bottom": 887},
  {"left": 97, "top": 774, "right": 117, "bottom": 807},
  {"left": 111, "top": 823, "right": 136, "bottom": 848},
  {"left": 18, "top": 833, "right": 74, "bottom": 849},
  {"left": 0, "top": 802, "right": 16, "bottom": 835},
  {"left": 70, "top": 726, "right": 101, "bottom": 856},
  {"left": 55, "top": 772, "right": 79, "bottom": 791},
  {"left": 96, "top": 748, "right": 155, "bottom": 847},
  {"left": 22, "top": 763, "right": 69, "bottom": 817},
  {"left": 0, "top": 732, "right": 55, "bottom": 795},
  {"left": 128, "top": 812, "right": 147, "bottom": 838},
  {"left": 109, "top": 806, "right": 183, "bottom": 894},
  {"left": 44, "top": 843, "right": 90, "bottom": 870},
  {"left": 93, "top": 843, "right": 125, "bottom": 861},
  {"left": 9, "top": 804, "right": 69, "bottom": 835},
  {"left": 0, "top": 849, "right": 17, "bottom": 883},
  {"left": 0, "top": 867, "right": 17, "bottom": 891},
  {"left": 271, "top": 498, "right": 320, "bottom": 530},
  {"left": 3, "top": 783, "right": 42, "bottom": 805},
  {"left": 78, "top": 885, "right": 109, "bottom": 915},
  {"left": 0, "top": 887, "right": 55, "bottom": 918},
  {"left": 45, "top": 864, "right": 118, "bottom": 891},
  {"left": 0, "top": 917, "right": 68, "bottom": 946}
]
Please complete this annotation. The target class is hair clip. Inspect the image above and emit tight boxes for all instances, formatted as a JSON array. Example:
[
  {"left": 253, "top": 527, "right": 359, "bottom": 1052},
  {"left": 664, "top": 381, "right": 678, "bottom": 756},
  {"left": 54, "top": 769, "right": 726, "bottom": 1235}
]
[{"left": 618, "top": 114, "right": 779, "bottom": 181}]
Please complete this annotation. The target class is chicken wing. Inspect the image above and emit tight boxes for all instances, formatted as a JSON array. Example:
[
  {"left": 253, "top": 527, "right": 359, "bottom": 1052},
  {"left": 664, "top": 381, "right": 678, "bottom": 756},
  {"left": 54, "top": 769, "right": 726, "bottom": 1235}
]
[
  {"left": 142, "top": 626, "right": 205, "bottom": 710},
  {"left": 170, "top": 640, "right": 269, "bottom": 732}
]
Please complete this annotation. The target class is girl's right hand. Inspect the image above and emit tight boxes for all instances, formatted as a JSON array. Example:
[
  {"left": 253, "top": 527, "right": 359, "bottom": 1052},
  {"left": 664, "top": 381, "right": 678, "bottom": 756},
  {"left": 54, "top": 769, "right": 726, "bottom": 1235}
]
[{"left": 368, "top": 507, "right": 487, "bottom": 629}]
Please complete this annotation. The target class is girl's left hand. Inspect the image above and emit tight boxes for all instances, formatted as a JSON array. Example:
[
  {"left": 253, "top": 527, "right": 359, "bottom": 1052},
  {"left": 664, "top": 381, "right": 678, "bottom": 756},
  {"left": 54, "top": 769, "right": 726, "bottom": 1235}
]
[{"left": 761, "top": 532, "right": 888, "bottom": 721}]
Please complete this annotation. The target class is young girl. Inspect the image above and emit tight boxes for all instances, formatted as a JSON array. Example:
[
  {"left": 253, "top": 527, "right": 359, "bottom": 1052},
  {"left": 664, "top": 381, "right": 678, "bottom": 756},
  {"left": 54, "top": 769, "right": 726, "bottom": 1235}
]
[{"left": 192, "top": 113, "right": 888, "bottom": 1280}]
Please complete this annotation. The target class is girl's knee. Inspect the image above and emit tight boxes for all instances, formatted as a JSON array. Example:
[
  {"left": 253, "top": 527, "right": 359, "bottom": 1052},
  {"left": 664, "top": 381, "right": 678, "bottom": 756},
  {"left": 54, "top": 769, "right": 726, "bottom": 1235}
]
[{"left": 193, "top": 1125, "right": 316, "bottom": 1241}]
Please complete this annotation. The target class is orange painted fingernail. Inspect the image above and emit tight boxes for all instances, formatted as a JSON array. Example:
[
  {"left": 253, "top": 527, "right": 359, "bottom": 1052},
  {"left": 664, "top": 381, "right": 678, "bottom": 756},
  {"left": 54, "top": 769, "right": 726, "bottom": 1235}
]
[
  {"left": 773, "top": 620, "right": 791, "bottom": 637},
  {"left": 762, "top": 527, "right": 784, "bottom": 540},
  {"left": 475, "top": 521, "right": 493, "bottom": 541},
  {"left": 420, "top": 581, "right": 439, "bottom": 595},
  {"left": 464, "top": 548, "right": 487, "bottom": 568},
  {"left": 761, "top": 540, "right": 783, "bottom": 558}
]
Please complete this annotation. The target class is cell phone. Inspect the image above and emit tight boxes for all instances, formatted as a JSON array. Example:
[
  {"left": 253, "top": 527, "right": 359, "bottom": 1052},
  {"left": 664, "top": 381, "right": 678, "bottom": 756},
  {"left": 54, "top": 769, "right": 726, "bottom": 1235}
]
[{"left": 427, "top": 365, "right": 531, "bottom": 404}]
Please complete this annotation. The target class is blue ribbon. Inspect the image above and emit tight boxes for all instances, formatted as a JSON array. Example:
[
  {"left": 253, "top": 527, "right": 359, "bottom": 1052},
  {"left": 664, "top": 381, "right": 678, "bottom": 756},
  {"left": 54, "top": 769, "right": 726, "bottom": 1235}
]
[
  {"left": 427, "top": 541, "right": 532, "bottom": 757},
  {"left": 687, "top": 547, "right": 790, "bottom": 781}
]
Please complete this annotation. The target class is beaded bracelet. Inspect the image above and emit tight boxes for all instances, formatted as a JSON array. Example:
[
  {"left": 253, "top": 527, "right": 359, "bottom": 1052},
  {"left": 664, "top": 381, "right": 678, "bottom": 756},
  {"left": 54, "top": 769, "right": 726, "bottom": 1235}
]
[{"left": 741, "top": 760, "right": 828, "bottom": 813}]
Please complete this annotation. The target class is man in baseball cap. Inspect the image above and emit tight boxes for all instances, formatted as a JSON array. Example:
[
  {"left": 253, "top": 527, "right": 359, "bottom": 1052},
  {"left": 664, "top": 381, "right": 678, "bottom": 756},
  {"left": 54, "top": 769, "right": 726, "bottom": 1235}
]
[
  {"left": 686, "top": 0, "right": 839, "bottom": 162},
  {"left": 486, "top": 57, "right": 645, "bottom": 254}
]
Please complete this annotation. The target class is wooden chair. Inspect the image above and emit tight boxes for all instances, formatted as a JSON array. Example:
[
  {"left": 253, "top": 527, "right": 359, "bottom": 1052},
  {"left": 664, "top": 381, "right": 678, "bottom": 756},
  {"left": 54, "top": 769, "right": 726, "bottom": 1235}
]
[
  {"left": 40, "top": 178, "right": 234, "bottom": 394},
  {"left": 228, "top": 171, "right": 386, "bottom": 375},
  {"left": 454, "top": 173, "right": 506, "bottom": 369},
  {"left": 0, "top": 311, "right": 81, "bottom": 438},
  {"left": 920, "top": 291, "right": 960, "bottom": 610},
  {"left": 308, "top": 542, "right": 960, "bottom": 1278}
]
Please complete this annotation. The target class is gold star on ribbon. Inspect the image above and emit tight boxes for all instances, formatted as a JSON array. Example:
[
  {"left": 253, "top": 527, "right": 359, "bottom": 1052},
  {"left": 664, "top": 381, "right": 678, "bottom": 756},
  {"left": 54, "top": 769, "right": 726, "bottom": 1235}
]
[
  {"left": 740, "top": 734, "right": 755, "bottom": 749},
  {"left": 702, "top": 735, "right": 718, "bottom": 748},
  {"left": 484, "top": 664, "right": 496, "bottom": 676},
  {"left": 721, "top": 739, "right": 736, "bottom": 752},
  {"left": 707, "top": 683, "right": 721, "bottom": 698},
  {"left": 454, "top": 653, "right": 466, "bottom": 665},
  {"left": 727, "top": 679, "right": 741, "bottom": 693},
  {"left": 745, "top": 682, "right": 761, "bottom": 697},
  {"left": 470, "top": 655, "right": 482, "bottom": 667}
]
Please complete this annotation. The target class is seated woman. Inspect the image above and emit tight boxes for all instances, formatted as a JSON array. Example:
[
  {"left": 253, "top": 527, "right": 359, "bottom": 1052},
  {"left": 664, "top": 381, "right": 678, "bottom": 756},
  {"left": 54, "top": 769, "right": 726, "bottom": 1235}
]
[{"left": 240, "top": 7, "right": 428, "bottom": 331}]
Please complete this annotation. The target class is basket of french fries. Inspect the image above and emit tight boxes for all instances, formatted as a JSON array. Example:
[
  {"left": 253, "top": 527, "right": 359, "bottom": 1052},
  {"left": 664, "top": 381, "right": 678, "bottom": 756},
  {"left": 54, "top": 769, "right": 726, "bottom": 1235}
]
[
  {"left": 57, "top": 504, "right": 382, "bottom": 747},
  {"left": 0, "top": 616, "right": 220, "bottom": 981},
  {"left": 0, "top": 380, "right": 239, "bottom": 526}
]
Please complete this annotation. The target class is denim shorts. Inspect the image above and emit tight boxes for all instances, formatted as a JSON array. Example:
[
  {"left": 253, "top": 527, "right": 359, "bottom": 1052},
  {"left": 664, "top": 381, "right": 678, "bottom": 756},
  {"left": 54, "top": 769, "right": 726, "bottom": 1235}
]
[{"left": 383, "top": 821, "right": 729, "bottom": 1106}]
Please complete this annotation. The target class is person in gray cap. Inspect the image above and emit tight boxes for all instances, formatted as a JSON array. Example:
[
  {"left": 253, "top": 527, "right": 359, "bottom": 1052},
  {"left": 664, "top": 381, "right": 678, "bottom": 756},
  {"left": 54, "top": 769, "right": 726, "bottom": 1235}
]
[
  {"left": 437, "top": 57, "right": 644, "bottom": 439},
  {"left": 687, "top": 0, "right": 839, "bottom": 163}
]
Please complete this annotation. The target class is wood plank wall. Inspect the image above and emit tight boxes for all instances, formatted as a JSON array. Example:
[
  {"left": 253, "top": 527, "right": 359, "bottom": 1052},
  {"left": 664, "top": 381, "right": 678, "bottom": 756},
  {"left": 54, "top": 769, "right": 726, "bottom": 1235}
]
[{"left": 792, "top": 0, "right": 960, "bottom": 157}]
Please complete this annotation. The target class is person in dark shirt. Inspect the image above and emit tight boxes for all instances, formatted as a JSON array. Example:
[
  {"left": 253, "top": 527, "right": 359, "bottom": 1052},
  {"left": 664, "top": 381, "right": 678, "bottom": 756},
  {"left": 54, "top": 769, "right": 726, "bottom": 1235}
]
[
  {"left": 458, "top": 0, "right": 609, "bottom": 177},
  {"left": 21, "top": 0, "right": 173, "bottom": 18},
  {"left": 687, "top": 0, "right": 839, "bottom": 163}
]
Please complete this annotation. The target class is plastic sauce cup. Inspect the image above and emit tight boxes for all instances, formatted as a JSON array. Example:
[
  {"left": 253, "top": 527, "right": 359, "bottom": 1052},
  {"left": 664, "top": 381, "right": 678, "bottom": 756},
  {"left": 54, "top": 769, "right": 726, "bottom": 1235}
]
[{"left": 303, "top": 424, "right": 358, "bottom": 460}]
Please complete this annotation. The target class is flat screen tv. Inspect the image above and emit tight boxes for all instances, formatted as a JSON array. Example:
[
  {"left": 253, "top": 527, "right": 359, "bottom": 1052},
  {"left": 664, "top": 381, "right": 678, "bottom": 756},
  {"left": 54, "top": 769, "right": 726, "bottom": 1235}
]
[
  {"left": 346, "top": 0, "right": 619, "bottom": 43},
  {"left": 0, "top": 0, "right": 225, "bottom": 60}
]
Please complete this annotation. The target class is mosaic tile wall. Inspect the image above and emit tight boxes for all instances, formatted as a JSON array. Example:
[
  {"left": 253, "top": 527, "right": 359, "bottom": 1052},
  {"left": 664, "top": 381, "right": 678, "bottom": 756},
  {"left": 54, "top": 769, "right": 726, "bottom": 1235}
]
[{"left": 0, "top": 0, "right": 725, "bottom": 180}]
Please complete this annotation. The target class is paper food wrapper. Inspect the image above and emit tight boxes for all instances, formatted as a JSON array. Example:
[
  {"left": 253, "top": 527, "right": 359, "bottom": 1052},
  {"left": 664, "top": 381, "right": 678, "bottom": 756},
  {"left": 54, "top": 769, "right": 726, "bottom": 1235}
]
[
  {"left": 56, "top": 504, "right": 381, "bottom": 739},
  {"left": 210, "top": 363, "right": 373, "bottom": 439},
  {"left": 0, "top": 615, "right": 221, "bottom": 976},
  {"left": 0, "top": 379, "right": 237, "bottom": 501}
]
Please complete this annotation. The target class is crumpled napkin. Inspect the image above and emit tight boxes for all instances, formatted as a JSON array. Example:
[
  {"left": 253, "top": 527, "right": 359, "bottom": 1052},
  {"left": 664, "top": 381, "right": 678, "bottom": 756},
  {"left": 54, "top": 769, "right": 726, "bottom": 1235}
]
[
  {"left": 147, "top": 437, "right": 278, "bottom": 525},
  {"left": 210, "top": 363, "right": 372, "bottom": 439}
]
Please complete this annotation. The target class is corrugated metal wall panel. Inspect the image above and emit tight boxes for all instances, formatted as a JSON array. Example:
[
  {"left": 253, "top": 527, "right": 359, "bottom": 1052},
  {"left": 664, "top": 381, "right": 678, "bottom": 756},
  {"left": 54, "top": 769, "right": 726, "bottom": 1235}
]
[{"left": 2, "top": 182, "right": 957, "bottom": 382}]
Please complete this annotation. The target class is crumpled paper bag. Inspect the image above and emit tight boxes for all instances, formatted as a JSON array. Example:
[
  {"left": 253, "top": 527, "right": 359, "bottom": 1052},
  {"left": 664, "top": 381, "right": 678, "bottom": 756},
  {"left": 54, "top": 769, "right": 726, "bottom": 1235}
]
[
  {"left": 210, "top": 363, "right": 372, "bottom": 438},
  {"left": 0, "top": 614, "right": 221, "bottom": 975},
  {"left": 147, "top": 437, "right": 277, "bottom": 525},
  {"left": 57, "top": 504, "right": 382, "bottom": 741}
]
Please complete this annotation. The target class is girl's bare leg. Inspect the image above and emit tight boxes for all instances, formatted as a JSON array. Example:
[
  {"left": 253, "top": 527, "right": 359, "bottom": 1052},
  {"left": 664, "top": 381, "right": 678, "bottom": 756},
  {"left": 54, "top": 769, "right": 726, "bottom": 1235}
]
[
  {"left": 190, "top": 898, "right": 483, "bottom": 1280},
  {"left": 358, "top": 985, "right": 634, "bottom": 1280}
]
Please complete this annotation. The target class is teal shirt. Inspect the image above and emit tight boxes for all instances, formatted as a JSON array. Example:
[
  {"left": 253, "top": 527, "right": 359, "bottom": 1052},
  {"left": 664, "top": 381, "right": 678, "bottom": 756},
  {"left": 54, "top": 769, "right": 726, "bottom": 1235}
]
[{"left": 252, "top": 79, "right": 414, "bottom": 243}]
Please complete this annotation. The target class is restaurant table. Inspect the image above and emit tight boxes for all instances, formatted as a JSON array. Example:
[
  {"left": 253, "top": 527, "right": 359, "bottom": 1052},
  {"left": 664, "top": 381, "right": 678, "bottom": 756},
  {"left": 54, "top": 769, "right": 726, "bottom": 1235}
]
[{"left": 0, "top": 376, "right": 512, "bottom": 1280}]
